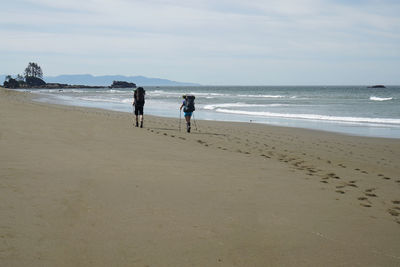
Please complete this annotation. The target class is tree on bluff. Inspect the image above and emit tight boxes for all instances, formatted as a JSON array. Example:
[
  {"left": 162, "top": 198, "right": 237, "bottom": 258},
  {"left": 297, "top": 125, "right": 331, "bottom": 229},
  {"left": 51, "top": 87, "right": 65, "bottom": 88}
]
[
  {"left": 3, "top": 75, "right": 19, "bottom": 88},
  {"left": 3, "top": 62, "right": 46, "bottom": 88},
  {"left": 24, "top": 62, "right": 43, "bottom": 79},
  {"left": 24, "top": 62, "right": 46, "bottom": 87}
]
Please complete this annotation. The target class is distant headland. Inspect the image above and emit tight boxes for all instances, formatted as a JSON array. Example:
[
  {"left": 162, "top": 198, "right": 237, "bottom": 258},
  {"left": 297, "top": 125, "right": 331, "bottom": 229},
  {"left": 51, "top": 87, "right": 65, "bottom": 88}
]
[{"left": 1, "top": 62, "right": 199, "bottom": 89}]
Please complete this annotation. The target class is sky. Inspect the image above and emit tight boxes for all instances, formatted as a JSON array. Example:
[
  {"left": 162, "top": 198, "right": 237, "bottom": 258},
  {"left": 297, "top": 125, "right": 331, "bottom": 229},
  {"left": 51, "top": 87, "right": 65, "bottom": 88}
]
[{"left": 1, "top": 0, "right": 399, "bottom": 85}]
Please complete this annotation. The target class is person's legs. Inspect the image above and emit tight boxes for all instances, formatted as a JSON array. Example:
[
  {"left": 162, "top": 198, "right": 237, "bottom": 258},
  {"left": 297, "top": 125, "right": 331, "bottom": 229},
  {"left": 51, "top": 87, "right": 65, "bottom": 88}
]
[
  {"left": 134, "top": 108, "right": 139, "bottom": 127},
  {"left": 185, "top": 115, "right": 191, "bottom": 132},
  {"left": 139, "top": 107, "right": 144, "bottom": 128},
  {"left": 139, "top": 115, "right": 143, "bottom": 128}
]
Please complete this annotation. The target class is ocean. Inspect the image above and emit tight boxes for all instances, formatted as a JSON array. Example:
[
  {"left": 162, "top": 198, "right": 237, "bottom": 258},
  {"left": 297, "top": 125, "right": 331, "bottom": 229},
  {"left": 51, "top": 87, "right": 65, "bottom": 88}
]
[{"left": 23, "top": 86, "right": 400, "bottom": 139}]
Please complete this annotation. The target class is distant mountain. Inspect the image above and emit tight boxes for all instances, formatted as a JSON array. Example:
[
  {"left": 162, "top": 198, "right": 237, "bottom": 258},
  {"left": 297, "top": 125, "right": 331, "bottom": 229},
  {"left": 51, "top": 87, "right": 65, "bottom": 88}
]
[{"left": 43, "top": 74, "right": 199, "bottom": 86}]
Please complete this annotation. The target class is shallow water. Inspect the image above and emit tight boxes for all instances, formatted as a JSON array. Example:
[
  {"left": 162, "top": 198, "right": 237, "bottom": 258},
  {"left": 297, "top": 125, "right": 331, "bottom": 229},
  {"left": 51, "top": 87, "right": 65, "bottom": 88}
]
[{"left": 22, "top": 85, "right": 400, "bottom": 139}]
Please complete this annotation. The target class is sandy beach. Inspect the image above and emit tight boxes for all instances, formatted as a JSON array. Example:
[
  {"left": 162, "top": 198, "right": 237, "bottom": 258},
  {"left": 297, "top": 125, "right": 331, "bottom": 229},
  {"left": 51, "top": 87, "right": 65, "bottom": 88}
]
[{"left": 1, "top": 87, "right": 399, "bottom": 266}]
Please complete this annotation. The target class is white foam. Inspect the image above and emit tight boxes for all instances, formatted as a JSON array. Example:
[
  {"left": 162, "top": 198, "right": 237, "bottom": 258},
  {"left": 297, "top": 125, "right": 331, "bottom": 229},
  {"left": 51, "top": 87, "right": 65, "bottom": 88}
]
[
  {"left": 238, "top": 94, "right": 286, "bottom": 98},
  {"left": 203, "top": 103, "right": 286, "bottom": 110},
  {"left": 107, "top": 89, "right": 127, "bottom": 93},
  {"left": 121, "top": 98, "right": 132, "bottom": 103},
  {"left": 370, "top": 96, "right": 393, "bottom": 101},
  {"left": 79, "top": 97, "right": 124, "bottom": 103},
  {"left": 215, "top": 109, "right": 400, "bottom": 125}
]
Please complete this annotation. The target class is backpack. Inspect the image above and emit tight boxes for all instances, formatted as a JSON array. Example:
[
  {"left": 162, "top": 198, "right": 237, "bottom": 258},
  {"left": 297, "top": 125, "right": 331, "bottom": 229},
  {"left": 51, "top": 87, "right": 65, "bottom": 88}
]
[
  {"left": 135, "top": 87, "right": 145, "bottom": 106},
  {"left": 184, "top": 95, "right": 195, "bottom": 112}
]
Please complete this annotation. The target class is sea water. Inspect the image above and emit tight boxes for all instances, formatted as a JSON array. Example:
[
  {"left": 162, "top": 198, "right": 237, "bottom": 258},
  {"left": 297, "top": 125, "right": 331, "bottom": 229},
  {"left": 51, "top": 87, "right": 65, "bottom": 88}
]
[{"left": 23, "top": 86, "right": 400, "bottom": 139}]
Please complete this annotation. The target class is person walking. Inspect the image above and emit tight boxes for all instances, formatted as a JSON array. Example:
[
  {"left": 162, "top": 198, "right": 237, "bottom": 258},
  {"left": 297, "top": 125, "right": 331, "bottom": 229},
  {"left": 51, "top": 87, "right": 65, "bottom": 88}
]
[
  {"left": 180, "top": 94, "right": 195, "bottom": 133},
  {"left": 133, "top": 87, "right": 145, "bottom": 128}
]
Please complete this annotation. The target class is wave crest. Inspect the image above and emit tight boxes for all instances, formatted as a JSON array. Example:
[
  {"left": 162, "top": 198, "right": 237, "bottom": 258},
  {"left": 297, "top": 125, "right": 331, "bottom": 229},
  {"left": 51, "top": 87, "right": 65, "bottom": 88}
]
[
  {"left": 370, "top": 96, "right": 393, "bottom": 101},
  {"left": 215, "top": 109, "right": 400, "bottom": 125}
]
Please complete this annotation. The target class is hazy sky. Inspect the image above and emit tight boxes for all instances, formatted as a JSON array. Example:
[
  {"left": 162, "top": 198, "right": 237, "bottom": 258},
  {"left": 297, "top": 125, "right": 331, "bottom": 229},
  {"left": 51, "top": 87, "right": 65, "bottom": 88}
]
[{"left": 1, "top": 0, "right": 399, "bottom": 85}]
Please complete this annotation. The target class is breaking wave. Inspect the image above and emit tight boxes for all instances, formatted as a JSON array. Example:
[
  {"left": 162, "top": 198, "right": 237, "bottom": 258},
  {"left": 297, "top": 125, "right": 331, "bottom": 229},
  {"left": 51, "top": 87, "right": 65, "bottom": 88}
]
[
  {"left": 215, "top": 109, "right": 400, "bottom": 125},
  {"left": 370, "top": 96, "right": 393, "bottom": 101}
]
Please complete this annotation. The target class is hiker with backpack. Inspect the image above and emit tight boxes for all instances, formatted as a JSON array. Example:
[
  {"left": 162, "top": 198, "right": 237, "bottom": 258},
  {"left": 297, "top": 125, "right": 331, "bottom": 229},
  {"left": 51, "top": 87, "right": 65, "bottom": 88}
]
[
  {"left": 133, "top": 87, "right": 145, "bottom": 128},
  {"left": 180, "top": 94, "right": 195, "bottom": 133}
]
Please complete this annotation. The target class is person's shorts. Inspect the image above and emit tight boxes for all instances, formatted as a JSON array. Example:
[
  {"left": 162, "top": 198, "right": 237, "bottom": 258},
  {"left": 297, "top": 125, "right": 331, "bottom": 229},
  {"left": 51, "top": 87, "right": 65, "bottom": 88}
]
[
  {"left": 184, "top": 111, "right": 193, "bottom": 117},
  {"left": 134, "top": 106, "right": 144, "bottom": 116}
]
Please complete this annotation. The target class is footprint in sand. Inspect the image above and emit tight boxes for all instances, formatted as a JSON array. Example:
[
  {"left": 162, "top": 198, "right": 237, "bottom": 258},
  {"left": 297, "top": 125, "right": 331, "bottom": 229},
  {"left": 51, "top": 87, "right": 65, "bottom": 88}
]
[
  {"left": 392, "top": 200, "right": 400, "bottom": 204},
  {"left": 365, "top": 193, "right": 377, "bottom": 197},
  {"left": 346, "top": 182, "right": 358, "bottom": 188},
  {"left": 324, "top": 173, "right": 341, "bottom": 179},
  {"left": 387, "top": 209, "right": 399, "bottom": 217},
  {"left": 307, "top": 168, "right": 317, "bottom": 173},
  {"left": 336, "top": 190, "right": 345, "bottom": 194},
  {"left": 360, "top": 203, "right": 372, "bottom": 207},
  {"left": 358, "top": 196, "right": 372, "bottom": 207}
]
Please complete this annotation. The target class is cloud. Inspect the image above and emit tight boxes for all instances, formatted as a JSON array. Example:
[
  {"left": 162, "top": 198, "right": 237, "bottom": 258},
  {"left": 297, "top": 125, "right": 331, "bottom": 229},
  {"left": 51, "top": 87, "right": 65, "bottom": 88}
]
[{"left": 1, "top": 0, "right": 399, "bottom": 84}]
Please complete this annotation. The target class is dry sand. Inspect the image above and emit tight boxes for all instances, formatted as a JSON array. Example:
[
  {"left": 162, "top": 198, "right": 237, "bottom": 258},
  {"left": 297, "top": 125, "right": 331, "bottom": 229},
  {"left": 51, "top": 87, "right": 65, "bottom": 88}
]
[{"left": 1, "top": 88, "right": 399, "bottom": 266}]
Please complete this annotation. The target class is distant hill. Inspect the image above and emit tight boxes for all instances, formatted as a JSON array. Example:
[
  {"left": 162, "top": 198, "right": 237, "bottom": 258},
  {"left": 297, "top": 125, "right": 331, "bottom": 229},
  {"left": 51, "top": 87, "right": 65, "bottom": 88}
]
[
  {"left": 1, "top": 74, "right": 199, "bottom": 86},
  {"left": 43, "top": 74, "right": 199, "bottom": 86}
]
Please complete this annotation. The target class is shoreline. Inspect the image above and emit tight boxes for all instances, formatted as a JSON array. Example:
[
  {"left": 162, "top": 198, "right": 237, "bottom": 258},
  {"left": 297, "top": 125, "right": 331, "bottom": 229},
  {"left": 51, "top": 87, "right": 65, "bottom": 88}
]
[
  {"left": 28, "top": 88, "right": 400, "bottom": 141},
  {"left": 25, "top": 87, "right": 400, "bottom": 140},
  {"left": 1, "top": 87, "right": 400, "bottom": 266}
]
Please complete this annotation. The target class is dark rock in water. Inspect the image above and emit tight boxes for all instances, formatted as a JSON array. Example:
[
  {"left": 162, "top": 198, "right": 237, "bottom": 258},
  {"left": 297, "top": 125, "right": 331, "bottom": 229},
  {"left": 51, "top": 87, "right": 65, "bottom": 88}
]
[
  {"left": 26, "top": 76, "right": 46, "bottom": 87},
  {"left": 109, "top": 80, "right": 136, "bottom": 88},
  {"left": 368, "top": 85, "right": 386, "bottom": 88}
]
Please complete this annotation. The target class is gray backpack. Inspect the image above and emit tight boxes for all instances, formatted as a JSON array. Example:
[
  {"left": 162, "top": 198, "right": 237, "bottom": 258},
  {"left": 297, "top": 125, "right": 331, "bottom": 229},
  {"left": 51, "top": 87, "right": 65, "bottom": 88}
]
[{"left": 184, "top": 95, "right": 195, "bottom": 112}]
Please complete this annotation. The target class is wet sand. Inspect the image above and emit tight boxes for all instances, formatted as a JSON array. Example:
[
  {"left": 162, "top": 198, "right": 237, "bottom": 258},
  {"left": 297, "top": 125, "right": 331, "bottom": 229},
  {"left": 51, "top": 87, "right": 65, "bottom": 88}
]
[{"left": 1, "top": 88, "right": 400, "bottom": 266}]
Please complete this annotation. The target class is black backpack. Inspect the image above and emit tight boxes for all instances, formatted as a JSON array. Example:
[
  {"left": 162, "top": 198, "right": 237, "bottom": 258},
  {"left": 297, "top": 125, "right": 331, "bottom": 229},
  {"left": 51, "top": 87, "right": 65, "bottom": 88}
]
[
  {"left": 184, "top": 95, "right": 195, "bottom": 112},
  {"left": 135, "top": 87, "right": 145, "bottom": 106}
]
